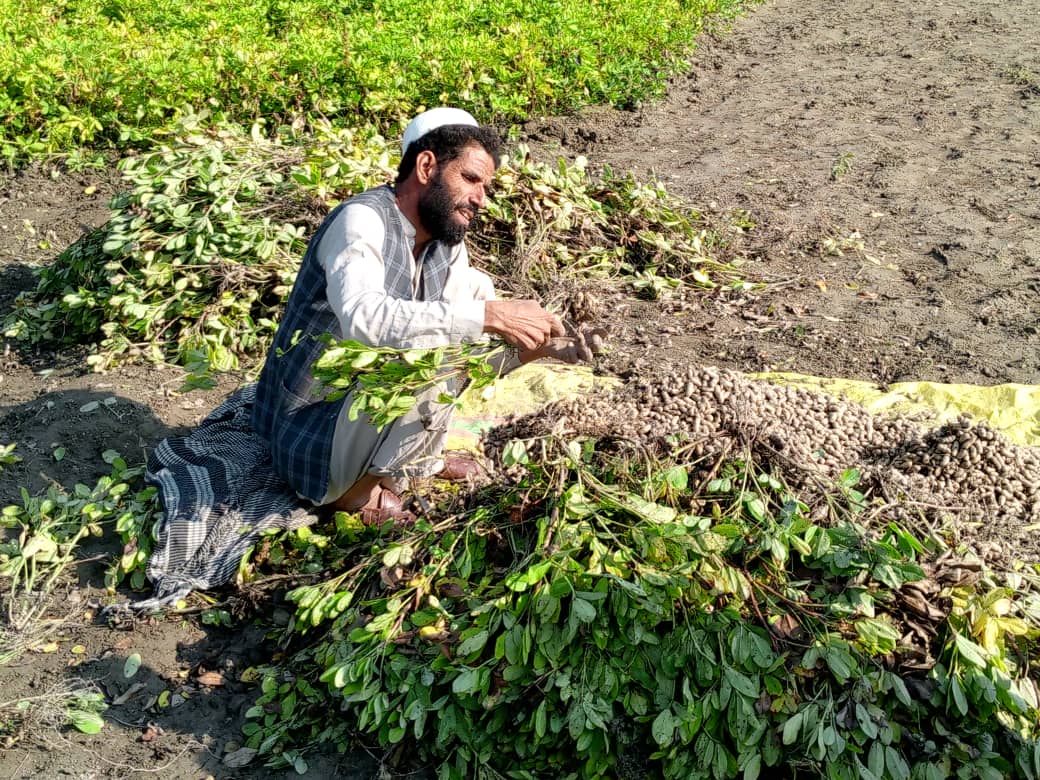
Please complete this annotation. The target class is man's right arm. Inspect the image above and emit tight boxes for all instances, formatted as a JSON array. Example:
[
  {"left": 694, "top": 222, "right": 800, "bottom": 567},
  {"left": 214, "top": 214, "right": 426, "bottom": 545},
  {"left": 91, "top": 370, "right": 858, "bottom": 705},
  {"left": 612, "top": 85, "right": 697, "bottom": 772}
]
[{"left": 321, "top": 203, "right": 486, "bottom": 348}]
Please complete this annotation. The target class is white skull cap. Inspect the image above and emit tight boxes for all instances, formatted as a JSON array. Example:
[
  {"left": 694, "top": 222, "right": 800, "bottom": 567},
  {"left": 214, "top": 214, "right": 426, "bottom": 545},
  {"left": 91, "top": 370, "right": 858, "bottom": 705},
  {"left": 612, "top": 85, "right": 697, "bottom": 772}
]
[{"left": 401, "top": 107, "right": 479, "bottom": 156}]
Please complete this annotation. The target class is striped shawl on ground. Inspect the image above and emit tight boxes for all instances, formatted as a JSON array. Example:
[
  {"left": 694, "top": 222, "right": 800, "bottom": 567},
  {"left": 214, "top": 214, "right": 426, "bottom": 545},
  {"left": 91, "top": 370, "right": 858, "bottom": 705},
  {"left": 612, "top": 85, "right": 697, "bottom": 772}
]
[{"left": 133, "top": 384, "right": 317, "bottom": 611}]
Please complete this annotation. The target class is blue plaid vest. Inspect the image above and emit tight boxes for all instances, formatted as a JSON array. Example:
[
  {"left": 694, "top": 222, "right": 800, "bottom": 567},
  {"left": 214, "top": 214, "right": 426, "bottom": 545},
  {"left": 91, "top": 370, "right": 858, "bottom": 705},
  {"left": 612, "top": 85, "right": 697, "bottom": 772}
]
[{"left": 252, "top": 185, "right": 452, "bottom": 502}]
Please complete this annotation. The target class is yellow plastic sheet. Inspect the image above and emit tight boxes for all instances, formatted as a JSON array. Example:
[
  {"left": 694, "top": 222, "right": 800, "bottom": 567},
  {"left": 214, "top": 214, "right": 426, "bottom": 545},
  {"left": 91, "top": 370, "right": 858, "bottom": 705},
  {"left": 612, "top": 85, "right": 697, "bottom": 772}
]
[
  {"left": 448, "top": 364, "right": 619, "bottom": 451},
  {"left": 449, "top": 366, "right": 1040, "bottom": 450},
  {"left": 754, "top": 373, "right": 1040, "bottom": 447}
]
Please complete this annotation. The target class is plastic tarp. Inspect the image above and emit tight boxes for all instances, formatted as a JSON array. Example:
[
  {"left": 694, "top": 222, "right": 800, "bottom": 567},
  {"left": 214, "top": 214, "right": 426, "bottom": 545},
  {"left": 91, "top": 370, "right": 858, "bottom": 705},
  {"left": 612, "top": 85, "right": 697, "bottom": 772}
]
[
  {"left": 753, "top": 373, "right": 1040, "bottom": 447},
  {"left": 449, "top": 365, "right": 1040, "bottom": 450},
  {"left": 449, "top": 365, "right": 619, "bottom": 451}
]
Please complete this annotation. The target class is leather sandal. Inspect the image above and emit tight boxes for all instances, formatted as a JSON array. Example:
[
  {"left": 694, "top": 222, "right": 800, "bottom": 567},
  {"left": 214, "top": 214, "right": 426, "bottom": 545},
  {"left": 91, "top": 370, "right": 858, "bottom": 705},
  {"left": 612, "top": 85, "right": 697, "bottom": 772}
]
[
  {"left": 436, "top": 453, "right": 482, "bottom": 482},
  {"left": 359, "top": 487, "right": 416, "bottom": 529}
]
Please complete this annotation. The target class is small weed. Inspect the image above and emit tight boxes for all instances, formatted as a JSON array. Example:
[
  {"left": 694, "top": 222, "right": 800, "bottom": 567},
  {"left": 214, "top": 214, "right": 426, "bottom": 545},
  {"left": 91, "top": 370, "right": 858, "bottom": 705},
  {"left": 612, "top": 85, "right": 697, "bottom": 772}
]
[
  {"left": 1003, "top": 63, "right": 1040, "bottom": 95},
  {"left": 0, "top": 443, "right": 20, "bottom": 472},
  {"left": 200, "top": 608, "right": 233, "bottom": 628},
  {"left": 62, "top": 148, "right": 109, "bottom": 173},
  {"left": 0, "top": 451, "right": 154, "bottom": 637},
  {"left": 830, "top": 152, "right": 854, "bottom": 181},
  {"left": 0, "top": 679, "right": 107, "bottom": 745},
  {"left": 629, "top": 267, "right": 680, "bottom": 299},
  {"left": 820, "top": 229, "right": 866, "bottom": 257}
]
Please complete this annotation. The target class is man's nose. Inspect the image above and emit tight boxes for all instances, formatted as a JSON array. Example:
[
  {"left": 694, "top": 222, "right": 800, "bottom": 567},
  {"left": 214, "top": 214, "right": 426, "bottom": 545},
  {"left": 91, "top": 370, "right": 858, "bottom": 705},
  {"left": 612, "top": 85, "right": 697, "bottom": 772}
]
[{"left": 471, "top": 185, "right": 487, "bottom": 209}]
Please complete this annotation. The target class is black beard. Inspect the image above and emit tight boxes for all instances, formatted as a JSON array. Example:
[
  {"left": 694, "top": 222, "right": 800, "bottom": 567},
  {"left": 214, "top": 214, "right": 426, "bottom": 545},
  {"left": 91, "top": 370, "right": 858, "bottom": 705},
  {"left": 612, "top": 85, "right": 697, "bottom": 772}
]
[{"left": 417, "top": 176, "right": 471, "bottom": 246}]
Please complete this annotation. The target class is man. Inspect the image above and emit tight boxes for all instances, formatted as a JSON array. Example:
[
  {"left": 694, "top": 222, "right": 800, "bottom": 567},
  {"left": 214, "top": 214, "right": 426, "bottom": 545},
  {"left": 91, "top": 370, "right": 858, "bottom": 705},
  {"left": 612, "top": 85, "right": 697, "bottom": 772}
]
[{"left": 252, "top": 108, "right": 599, "bottom": 525}]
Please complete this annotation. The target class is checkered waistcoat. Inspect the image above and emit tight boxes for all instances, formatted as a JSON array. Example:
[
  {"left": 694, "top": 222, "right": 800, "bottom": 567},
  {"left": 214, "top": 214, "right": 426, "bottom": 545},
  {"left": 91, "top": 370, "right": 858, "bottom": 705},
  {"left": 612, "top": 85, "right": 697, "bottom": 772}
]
[{"left": 251, "top": 185, "right": 451, "bottom": 503}]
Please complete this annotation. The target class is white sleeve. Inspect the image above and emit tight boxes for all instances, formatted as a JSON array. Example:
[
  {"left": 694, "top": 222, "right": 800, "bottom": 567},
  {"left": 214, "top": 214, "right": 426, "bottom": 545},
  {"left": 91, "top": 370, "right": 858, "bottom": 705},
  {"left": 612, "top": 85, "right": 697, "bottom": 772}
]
[
  {"left": 319, "top": 203, "right": 487, "bottom": 348},
  {"left": 443, "top": 250, "right": 526, "bottom": 374},
  {"left": 442, "top": 244, "right": 498, "bottom": 304}
]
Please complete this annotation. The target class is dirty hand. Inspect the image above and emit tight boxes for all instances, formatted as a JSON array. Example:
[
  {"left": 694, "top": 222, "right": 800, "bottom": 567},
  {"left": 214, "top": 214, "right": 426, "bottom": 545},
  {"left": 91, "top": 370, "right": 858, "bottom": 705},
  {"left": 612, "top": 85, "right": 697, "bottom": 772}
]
[
  {"left": 521, "top": 328, "right": 608, "bottom": 364},
  {"left": 483, "top": 299, "right": 565, "bottom": 351}
]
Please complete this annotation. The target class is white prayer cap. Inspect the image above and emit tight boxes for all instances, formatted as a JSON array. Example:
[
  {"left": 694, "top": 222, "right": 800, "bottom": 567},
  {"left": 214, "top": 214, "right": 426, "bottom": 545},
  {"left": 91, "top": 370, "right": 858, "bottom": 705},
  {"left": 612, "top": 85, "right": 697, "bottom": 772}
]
[{"left": 401, "top": 107, "right": 479, "bottom": 156}]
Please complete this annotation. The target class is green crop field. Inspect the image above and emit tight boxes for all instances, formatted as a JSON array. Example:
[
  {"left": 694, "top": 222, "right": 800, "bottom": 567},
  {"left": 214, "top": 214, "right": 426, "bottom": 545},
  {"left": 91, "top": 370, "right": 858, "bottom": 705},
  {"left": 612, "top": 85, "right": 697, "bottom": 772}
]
[{"left": 0, "top": 0, "right": 743, "bottom": 163}]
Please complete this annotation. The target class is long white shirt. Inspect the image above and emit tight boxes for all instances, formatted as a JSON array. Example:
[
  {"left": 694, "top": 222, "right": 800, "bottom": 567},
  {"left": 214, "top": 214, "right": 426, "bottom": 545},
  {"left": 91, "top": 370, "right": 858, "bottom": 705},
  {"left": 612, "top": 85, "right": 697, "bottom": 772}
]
[
  {"left": 315, "top": 198, "right": 513, "bottom": 503},
  {"left": 317, "top": 200, "right": 494, "bottom": 346}
]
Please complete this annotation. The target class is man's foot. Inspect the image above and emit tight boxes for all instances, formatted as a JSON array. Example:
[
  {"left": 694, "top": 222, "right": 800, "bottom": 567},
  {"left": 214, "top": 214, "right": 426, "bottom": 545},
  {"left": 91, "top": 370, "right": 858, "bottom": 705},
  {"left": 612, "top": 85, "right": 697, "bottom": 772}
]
[
  {"left": 358, "top": 486, "right": 416, "bottom": 528},
  {"left": 436, "top": 453, "right": 482, "bottom": 482}
]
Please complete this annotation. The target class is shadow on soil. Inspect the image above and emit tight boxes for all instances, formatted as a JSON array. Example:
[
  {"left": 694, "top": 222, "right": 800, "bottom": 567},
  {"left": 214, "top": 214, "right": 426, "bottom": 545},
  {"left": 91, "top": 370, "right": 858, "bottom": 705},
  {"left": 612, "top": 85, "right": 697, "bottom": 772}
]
[
  {"left": 0, "top": 261, "right": 37, "bottom": 311},
  {"left": 0, "top": 389, "right": 187, "bottom": 498}
]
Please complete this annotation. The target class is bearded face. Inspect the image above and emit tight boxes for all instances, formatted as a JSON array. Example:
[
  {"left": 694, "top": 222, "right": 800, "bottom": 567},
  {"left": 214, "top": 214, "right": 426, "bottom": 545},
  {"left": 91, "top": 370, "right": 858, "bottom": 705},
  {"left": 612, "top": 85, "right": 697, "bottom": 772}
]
[{"left": 417, "top": 171, "right": 477, "bottom": 246}]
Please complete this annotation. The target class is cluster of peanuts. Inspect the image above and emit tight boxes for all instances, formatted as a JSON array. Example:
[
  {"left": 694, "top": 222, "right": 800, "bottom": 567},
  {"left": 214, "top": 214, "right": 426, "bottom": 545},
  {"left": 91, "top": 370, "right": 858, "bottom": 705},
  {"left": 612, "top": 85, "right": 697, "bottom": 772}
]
[{"left": 487, "top": 365, "right": 1040, "bottom": 529}]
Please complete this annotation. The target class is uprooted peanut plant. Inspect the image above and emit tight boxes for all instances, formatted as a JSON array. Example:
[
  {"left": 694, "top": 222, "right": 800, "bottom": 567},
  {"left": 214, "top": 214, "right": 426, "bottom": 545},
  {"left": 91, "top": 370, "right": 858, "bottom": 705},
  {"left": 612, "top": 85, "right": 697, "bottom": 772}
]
[{"left": 231, "top": 374, "right": 1040, "bottom": 779}]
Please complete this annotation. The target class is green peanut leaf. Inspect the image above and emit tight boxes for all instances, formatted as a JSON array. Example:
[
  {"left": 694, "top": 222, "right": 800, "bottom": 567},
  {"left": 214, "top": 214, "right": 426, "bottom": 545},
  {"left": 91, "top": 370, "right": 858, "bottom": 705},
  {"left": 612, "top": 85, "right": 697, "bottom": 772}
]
[
  {"left": 456, "top": 630, "right": 489, "bottom": 657},
  {"left": 67, "top": 709, "right": 104, "bottom": 734},
  {"left": 571, "top": 598, "right": 596, "bottom": 624},
  {"left": 782, "top": 711, "right": 803, "bottom": 746},
  {"left": 651, "top": 709, "right": 675, "bottom": 746}
]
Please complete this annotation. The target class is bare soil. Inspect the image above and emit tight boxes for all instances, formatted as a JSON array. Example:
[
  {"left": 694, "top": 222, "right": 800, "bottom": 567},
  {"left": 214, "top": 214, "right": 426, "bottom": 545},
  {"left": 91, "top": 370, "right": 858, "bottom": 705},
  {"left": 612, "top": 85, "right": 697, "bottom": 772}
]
[
  {"left": 0, "top": 0, "right": 1037, "bottom": 776},
  {"left": 525, "top": 0, "right": 1039, "bottom": 388}
]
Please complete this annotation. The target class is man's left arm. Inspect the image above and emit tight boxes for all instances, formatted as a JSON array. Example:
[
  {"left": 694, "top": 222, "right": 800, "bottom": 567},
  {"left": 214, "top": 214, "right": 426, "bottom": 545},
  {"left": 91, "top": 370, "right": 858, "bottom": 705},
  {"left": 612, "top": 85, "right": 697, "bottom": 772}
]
[{"left": 445, "top": 248, "right": 605, "bottom": 370}]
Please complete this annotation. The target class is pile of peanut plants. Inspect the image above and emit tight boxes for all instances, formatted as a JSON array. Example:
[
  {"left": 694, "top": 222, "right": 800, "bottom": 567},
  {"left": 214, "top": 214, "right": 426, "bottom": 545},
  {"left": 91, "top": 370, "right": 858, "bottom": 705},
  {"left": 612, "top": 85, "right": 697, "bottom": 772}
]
[
  {"left": 3, "top": 115, "right": 394, "bottom": 372},
  {"left": 236, "top": 434, "right": 1040, "bottom": 779},
  {"left": 2, "top": 368, "right": 1039, "bottom": 777},
  {"left": 4, "top": 115, "right": 744, "bottom": 375}
]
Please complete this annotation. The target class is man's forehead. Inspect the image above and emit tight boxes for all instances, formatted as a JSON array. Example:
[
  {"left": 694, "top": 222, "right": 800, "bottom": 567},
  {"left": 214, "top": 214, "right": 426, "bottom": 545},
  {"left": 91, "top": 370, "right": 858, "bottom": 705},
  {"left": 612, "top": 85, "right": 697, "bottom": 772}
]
[{"left": 442, "top": 144, "right": 495, "bottom": 175}]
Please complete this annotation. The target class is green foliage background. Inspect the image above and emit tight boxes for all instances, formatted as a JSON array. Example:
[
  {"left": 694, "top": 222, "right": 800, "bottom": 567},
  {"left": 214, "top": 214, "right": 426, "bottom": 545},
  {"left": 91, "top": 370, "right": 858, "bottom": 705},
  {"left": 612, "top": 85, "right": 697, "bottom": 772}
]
[{"left": 0, "top": 0, "right": 743, "bottom": 161}]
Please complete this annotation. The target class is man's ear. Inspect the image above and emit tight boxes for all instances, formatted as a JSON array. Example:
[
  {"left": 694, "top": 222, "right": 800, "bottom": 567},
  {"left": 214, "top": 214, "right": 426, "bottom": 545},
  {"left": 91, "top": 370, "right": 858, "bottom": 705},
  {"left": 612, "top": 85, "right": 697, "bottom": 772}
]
[{"left": 415, "top": 150, "right": 438, "bottom": 185}]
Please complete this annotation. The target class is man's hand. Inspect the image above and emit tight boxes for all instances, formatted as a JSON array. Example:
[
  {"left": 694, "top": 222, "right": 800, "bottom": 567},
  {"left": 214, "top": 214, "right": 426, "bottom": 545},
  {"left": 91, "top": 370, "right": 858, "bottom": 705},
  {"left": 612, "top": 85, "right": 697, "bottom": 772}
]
[
  {"left": 519, "top": 328, "right": 608, "bottom": 364},
  {"left": 483, "top": 299, "right": 565, "bottom": 351}
]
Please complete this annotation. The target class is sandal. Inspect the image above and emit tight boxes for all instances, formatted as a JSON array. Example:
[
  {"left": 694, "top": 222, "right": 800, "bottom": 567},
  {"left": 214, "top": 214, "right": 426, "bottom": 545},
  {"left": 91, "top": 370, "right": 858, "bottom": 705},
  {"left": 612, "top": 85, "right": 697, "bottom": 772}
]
[
  {"left": 436, "top": 453, "right": 482, "bottom": 482},
  {"left": 359, "top": 487, "right": 417, "bottom": 529}
]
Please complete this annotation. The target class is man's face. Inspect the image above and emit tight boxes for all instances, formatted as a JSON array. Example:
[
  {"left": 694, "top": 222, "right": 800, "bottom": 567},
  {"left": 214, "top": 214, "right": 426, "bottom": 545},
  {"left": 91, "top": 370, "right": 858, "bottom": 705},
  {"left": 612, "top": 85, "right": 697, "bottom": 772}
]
[{"left": 417, "top": 144, "right": 495, "bottom": 246}]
